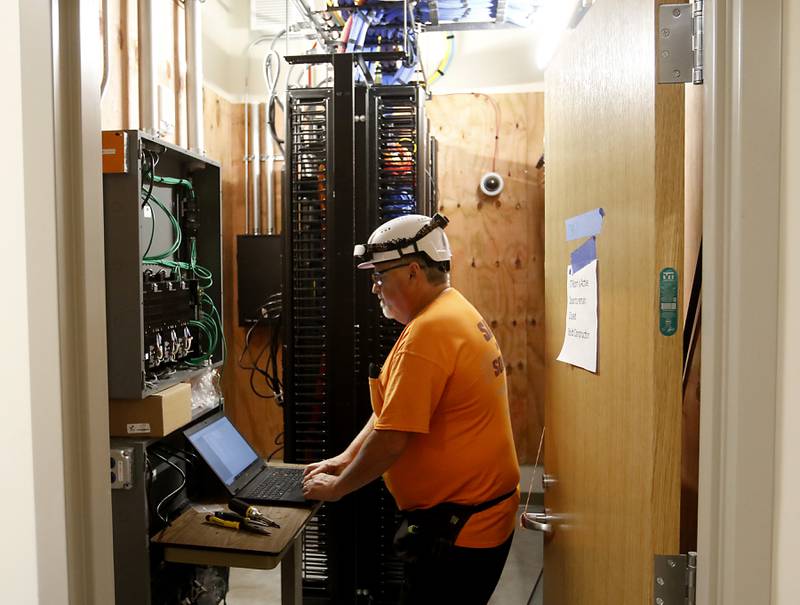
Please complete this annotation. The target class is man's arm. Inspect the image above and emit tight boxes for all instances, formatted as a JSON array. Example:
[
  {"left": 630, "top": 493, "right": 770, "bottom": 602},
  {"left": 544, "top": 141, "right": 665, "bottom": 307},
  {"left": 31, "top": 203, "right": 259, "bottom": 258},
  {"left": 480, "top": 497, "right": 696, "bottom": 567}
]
[
  {"left": 302, "top": 427, "right": 410, "bottom": 501},
  {"left": 344, "top": 413, "right": 377, "bottom": 461},
  {"left": 303, "top": 413, "right": 376, "bottom": 479}
]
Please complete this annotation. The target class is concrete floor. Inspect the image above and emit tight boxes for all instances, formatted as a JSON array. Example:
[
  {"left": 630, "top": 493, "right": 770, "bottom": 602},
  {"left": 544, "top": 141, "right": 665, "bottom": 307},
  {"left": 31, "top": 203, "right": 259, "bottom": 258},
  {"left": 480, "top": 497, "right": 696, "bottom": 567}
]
[
  {"left": 227, "top": 514, "right": 543, "bottom": 605},
  {"left": 227, "top": 467, "right": 544, "bottom": 605},
  {"left": 488, "top": 507, "right": 543, "bottom": 605}
]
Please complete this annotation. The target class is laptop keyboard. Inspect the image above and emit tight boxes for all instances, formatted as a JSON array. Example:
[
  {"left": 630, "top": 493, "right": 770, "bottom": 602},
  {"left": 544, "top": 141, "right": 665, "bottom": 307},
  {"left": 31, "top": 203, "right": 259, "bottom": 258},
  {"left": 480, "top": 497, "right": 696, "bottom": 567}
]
[{"left": 247, "top": 467, "right": 305, "bottom": 500}]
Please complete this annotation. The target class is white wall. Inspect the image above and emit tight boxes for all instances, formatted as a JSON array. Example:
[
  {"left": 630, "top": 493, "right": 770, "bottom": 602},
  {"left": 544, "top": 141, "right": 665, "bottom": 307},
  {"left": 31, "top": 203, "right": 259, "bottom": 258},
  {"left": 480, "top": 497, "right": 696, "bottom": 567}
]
[
  {"left": 773, "top": 2, "right": 800, "bottom": 602},
  {"left": 19, "top": 0, "right": 70, "bottom": 601},
  {"left": 421, "top": 30, "right": 545, "bottom": 94},
  {"left": 0, "top": 1, "right": 40, "bottom": 601}
]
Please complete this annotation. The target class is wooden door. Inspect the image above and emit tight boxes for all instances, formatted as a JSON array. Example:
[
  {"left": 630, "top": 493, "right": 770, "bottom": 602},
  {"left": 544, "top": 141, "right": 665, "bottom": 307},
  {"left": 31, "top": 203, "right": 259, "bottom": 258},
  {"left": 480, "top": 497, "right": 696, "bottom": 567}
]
[{"left": 543, "top": 1, "right": 684, "bottom": 603}]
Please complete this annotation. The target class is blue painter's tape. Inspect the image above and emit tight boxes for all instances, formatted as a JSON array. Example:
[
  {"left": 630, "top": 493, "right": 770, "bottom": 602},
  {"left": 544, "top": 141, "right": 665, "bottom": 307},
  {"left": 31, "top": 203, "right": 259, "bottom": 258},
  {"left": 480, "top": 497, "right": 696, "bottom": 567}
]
[
  {"left": 570, "top": 236, "right": 597, "bottom": 274},
  {"left": 565, "top": 208, "right": 605, "bottom": 241}
]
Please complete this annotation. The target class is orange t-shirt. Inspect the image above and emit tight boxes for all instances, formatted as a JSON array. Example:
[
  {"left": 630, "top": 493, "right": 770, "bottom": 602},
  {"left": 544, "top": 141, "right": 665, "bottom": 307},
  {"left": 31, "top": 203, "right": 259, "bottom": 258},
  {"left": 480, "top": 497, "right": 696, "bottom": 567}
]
[{"left": 370, "top": 288, "right": 520, "bottom": 548}]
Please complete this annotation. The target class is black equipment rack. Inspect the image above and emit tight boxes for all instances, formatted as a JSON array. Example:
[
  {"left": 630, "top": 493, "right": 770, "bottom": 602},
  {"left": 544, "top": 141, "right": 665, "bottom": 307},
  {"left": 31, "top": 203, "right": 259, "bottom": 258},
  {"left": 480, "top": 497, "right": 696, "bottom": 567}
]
[{"left": 282, "top": 54, "right": 435, "bottom": 603}]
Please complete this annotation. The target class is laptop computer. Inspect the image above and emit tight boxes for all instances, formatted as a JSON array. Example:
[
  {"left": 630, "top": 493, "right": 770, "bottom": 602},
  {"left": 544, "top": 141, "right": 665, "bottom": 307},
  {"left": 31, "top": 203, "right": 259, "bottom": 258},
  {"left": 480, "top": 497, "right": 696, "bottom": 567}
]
[{"left": 184, "top": 413, "right": 310, "bottom": 506}]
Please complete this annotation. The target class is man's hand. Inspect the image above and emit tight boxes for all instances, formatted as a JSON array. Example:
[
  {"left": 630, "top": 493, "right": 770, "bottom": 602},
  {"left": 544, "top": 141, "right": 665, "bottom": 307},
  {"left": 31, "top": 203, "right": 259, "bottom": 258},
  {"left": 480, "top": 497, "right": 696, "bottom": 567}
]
[
  {"left": 302, "top": 472, "right": 342, "bottom": 502},
  {"left": 303, "top": 453, "right": 350, "bottom": 480}
]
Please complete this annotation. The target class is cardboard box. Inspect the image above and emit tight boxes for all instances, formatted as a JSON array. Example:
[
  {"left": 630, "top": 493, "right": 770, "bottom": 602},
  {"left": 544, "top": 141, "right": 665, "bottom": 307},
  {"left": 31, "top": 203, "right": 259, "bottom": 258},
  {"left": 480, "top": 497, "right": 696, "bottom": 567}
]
[{"left": 109, "top": 383, "right": 192, "bottom": 437}]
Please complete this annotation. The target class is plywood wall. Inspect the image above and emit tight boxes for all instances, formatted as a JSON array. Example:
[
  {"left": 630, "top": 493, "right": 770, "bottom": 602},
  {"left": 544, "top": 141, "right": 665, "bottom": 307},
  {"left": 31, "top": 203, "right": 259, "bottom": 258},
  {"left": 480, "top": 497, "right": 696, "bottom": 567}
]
[
  {"left": 204, "top": 91, "right": 286, "bottom": 459},
  {"left": 425, "top": 93, "right": 545, "bottom": 464},
  {"left": 101, "top": 0, "right": 188, "bottom": 148}
]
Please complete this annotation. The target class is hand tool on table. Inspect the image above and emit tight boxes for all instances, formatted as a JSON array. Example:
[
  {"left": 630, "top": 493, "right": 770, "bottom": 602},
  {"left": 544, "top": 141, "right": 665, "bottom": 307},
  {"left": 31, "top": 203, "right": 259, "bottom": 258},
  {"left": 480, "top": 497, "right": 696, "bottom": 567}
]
[
  {"left": 229, "top": 497, "right": 281, "bottom": 528},
  {"left": 205, "top": 512, "right": 272, "bottom": 535}
]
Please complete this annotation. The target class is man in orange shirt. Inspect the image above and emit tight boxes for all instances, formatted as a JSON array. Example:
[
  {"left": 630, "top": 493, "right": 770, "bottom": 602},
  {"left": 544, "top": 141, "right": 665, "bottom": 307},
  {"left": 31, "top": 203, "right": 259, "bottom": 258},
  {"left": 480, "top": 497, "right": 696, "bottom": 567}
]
[{"left": 303, "top": 214, "right": 520, "bottom": 604}]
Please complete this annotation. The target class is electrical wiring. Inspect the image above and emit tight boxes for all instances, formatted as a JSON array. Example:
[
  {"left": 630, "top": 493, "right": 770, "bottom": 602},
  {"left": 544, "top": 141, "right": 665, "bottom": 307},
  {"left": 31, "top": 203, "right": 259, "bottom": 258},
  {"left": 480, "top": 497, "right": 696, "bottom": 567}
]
[
  {"left": 267, "top": 432, "right": 285, "bottom": 462},
  {"left": 141, "top": 151, "right": 186, "bottom": 263},
  {"left": 148, "top": 449, "right": 187, "bottom": 526},
  {"left": 340, "top": 14, "right": 354, "bottom": 50},
  {"left": 203, "top": 291, "right": 227, "bottom": 365},
  {"left": 471, "top": 92, "right": 501, "bottom": 172},
  {"left": 314, "top": 0, "right": 534, "bottom": 86},
  {"left": 237, "top": 292, "right": 283, "bottom": 402},
  {"left": 142, "top": 193, "right": 182, "bottom": 262},
  {"left": 142, "top": 200, "right": 156, "bottom": 258},
  {"left": 189, "top": 319, "right": 215, "bottom": 362},
  {"left": 263, "top": 50, "right": 285, "bottom": 157},
  {"left": 155, "top": 444, "right": 200, "bottom": 470},
  {"left": 139, "top": 155, "right": 226, "bottom": 372},
  {"left": 328, "top": 0, "right": 346, "bottom": 26},
  {"left": 141, "top": 152, "right": 157, "bottom": 257},
  {"left": 427, "top": 33, "right": 455, "bottom": 87},
  {"left": 188, "top": 293, "right": 225, "bottom": 367}
]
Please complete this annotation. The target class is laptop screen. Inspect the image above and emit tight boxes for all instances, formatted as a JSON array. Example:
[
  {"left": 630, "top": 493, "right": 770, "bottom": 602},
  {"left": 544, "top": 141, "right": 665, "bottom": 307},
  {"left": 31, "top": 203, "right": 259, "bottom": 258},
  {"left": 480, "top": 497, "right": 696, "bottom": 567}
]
[{"left": 186, "top": 416, "right": 259, "bottom": 486}]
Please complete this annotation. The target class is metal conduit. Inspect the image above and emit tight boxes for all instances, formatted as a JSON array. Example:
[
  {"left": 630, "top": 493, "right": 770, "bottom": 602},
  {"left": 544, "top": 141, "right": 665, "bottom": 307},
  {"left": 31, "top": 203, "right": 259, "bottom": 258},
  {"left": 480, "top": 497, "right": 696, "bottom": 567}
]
[
  {"left": 250, "top": 103, "right": 261, "bottom": 234},
  {"left": 186, "top": 0, "right": 204, "bottom": 154},
  {"left": 265, "top": 121, "right": 276, "bottom": 234},
  {"left": 138, "top": 0, "right": 158, "bottom": 133}
]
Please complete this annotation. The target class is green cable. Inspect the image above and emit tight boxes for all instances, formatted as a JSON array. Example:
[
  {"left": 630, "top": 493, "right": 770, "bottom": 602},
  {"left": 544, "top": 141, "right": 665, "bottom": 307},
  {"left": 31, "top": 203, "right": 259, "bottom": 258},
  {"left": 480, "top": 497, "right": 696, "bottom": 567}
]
[
  {"left": 151, "top": 174, "right": 195, "bottom": 191},
  {"left": 188, "top": 319, "right": 214, "bottom": 365},
  {"left": 142, "top": 170, "right": 226, "bottom": 370},
  {"left": 142, "top": 193, "right": 182, "bottom": 261},
  {"left": 202, "top": 292, "right": 227, "bottom": 367}
]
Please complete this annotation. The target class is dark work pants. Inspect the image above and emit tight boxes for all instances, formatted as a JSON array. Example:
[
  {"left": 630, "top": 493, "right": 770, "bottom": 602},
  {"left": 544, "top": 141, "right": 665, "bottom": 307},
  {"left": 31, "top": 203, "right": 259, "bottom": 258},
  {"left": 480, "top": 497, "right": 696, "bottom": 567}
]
[{"left": 400, "top": 532, "right": 514, "bottom": 605}]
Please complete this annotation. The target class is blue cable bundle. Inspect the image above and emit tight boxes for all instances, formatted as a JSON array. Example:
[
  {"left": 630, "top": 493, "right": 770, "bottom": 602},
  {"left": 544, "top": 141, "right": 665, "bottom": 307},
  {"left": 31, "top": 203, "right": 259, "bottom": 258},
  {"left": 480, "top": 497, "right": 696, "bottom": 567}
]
[
  {"left": 338, "top": 0, "right": 528, "bottom": 85},
  {"left": 415, "top": 0, "right": 504, "bottom": 22},
  {"left": 343, "top": 4, "right": 419, "bottom": 85}
]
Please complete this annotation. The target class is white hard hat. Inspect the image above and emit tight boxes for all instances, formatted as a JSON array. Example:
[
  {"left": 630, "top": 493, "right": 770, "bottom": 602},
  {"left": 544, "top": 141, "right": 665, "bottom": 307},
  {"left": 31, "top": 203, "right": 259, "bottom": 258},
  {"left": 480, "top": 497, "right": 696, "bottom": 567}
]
[{"left": 353, "top": 213, "right": 452, "bottom": 270}]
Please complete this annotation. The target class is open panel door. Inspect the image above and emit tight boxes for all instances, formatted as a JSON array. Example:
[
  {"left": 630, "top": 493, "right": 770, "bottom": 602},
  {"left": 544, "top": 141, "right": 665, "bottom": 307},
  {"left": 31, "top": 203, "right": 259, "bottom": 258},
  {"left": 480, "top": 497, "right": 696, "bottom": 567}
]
[{"left": 542, "top": 0, "right": 684, "bottom": 603}]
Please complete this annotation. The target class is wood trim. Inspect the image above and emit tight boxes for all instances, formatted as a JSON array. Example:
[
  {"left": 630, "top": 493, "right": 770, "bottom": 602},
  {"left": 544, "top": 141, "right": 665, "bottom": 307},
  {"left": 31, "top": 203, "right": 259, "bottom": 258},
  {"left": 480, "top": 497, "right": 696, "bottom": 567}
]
[
  {"left": 54, "top": 1, "right": 116, "bottom": 602},
  {"left": 697, "top": 0, "right": 782, "bottom": 603},
  {"left": 18, "top": 1, "right": 71, "bottom": 601},
  {"left": 652, "top": 22, "right": 684, "bottom": 557}
]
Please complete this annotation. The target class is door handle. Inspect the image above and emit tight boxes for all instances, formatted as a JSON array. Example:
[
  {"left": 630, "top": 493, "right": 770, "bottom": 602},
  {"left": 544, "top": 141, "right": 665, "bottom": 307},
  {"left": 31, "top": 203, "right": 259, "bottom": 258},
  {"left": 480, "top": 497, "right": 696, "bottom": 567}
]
[{"left": 520, "top": 512, "right": 554, "bottom": 534}]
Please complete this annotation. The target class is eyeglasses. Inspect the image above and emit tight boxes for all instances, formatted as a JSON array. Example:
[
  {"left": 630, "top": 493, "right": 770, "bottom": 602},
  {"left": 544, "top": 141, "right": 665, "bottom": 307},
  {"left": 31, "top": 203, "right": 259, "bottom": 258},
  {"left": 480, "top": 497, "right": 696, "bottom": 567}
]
[{"left": 370, "top": 263, "right": 411, "bottom": 287}]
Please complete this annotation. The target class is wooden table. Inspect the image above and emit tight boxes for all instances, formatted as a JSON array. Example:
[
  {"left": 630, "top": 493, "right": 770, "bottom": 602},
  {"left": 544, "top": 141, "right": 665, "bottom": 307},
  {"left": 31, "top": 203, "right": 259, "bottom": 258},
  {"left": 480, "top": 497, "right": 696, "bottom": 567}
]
[{"left": 152, "top": 493, "right": 318, "bottom": 604}]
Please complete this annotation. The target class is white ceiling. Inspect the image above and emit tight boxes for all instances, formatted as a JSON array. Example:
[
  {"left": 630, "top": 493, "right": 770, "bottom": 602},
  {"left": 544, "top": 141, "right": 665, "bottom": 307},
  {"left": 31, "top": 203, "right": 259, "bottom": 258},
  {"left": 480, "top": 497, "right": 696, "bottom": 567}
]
[
  {"left": 201, "top": 0, "right": 546, "bottom": 99},
  {"left": 203, "top": 0, "right": 254, "bottom": 58}
]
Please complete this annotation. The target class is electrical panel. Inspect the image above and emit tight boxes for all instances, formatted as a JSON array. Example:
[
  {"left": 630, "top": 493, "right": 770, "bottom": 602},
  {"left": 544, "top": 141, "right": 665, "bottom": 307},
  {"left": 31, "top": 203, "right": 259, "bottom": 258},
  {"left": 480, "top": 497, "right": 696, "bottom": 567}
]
[
  {"left": 282, "top": 54, "right": 436, "bottom": 603},
  {"left": 102, "top": 131, "right": 223, "bottom": 399}
]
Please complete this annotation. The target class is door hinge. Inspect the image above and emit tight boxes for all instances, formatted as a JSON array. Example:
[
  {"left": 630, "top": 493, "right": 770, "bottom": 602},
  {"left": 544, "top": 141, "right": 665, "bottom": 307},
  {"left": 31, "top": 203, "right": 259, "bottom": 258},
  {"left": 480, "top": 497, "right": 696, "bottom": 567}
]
[
  {"left": 657, "top": 1, "right": 704, "bottom": 85},
  {"left": 654, "top": 552, "right": 697, "bottom": 605}
]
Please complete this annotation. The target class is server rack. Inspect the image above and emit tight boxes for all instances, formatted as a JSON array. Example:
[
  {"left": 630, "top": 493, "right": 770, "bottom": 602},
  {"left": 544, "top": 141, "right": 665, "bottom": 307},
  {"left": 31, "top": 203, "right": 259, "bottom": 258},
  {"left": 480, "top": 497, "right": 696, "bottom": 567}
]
[
  {"left": 282, "top": 54, "right": 435, "bottom": 603},
  {"left": 357, "top": 84, "right": 431, "bottom": 604}
]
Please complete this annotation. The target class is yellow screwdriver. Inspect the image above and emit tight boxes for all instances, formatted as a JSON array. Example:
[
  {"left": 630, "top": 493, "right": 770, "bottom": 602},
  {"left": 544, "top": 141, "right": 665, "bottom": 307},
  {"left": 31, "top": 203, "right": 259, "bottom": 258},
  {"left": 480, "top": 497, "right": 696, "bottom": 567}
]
[
  {"left": 229, "top": 498, "right": 281, "bottom": 528},
  {"left": 205, "top": 513, "right": 271, "bottom": 535}
]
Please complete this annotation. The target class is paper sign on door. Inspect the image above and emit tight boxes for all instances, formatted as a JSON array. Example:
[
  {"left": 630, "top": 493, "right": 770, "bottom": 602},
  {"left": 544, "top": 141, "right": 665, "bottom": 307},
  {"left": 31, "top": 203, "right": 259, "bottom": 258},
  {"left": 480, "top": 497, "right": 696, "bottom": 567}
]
[{"left": 556, "top": 258, "right": 598, "bottom": 373}]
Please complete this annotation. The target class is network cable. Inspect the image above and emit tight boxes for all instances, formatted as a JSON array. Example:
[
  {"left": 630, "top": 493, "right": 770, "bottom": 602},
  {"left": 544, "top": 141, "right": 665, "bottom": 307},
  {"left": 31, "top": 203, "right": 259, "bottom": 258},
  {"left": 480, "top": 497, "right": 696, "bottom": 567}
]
[
  {"left": 237, "top": 292, "right": 283, "bottom": 404},
  {"left": 147, "top": 449, "right": 187, "bottom": 526},
  {"left": 139, "top": 152, "right": 226, "bottom": 369}
]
